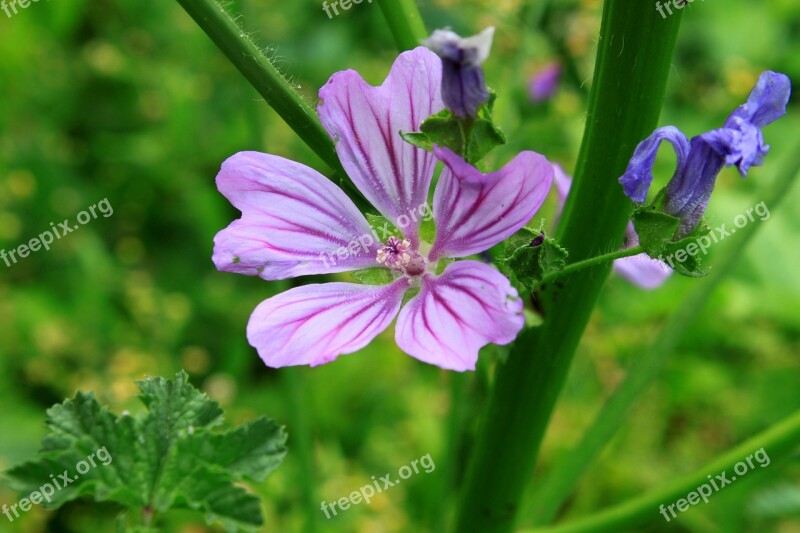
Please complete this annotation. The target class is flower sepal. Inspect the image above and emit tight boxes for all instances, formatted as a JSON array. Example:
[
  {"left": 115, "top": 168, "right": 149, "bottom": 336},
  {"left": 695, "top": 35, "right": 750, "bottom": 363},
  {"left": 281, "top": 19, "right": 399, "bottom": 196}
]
[
  {"left": 631, "top": 190, "right": 710, "bottom": 277},
  {"left": 501, "top": 226, "right": 569, "bottom": 294},
  {"left": 400, "top": 91, "right": 506, "bottom": 164},
  {"left": 351, "top": 267, "right": 396, "bottom": 286}
]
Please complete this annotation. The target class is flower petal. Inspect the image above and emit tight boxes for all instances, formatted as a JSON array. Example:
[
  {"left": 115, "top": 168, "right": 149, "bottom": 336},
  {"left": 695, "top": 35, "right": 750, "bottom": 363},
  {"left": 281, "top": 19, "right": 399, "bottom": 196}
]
[
  {"left": 318, "top": 48, "right": 444, "bottom": 242},
  {"left": 613, "top": 224, "right": 671, "bottom": 289},
  {"left": 429, "top": 146, "right": 553, "bottom": 261},
  {"left": 664, "top": 136, "right": 726, "bottom": 237},
  {"left": 614, "top": 254, "right": 672, "bottom": 290},
  {"left": 247, "top": 279, "right": 410, "bottom": 368},
  {"left": 619, "top": 126, "right": 691, "bottom": 203},
  {"left": 213, "top": 151, "right": 380, "bottom": 280},
  {"left": 727, "top": 71, "right": 792, "bottom": 128},
  {"left": 395, "top": 261, "right": 524, "bottom": 371}
]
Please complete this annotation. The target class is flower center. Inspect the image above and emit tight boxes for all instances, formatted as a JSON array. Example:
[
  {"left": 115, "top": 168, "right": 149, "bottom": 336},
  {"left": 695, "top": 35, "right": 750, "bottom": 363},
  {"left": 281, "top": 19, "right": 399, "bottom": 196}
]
[{"left": 376, "top": 236, "right": 427, "bottom": 277}]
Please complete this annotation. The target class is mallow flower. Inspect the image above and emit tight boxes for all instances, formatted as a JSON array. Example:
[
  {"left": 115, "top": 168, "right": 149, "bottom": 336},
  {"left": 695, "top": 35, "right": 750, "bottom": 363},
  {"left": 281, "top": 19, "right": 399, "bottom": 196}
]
[
  {"left": 423, "top": 27, "right": 495, "bottom": 118},
  {"left": 619, "top": 71, "right": 791, "bottom": 237},
  {"left": 552, "top": 164, "right": 672, "bottom": 289},
  {"left": 212, "top": 48, "right": 554, "bottom": 371}
]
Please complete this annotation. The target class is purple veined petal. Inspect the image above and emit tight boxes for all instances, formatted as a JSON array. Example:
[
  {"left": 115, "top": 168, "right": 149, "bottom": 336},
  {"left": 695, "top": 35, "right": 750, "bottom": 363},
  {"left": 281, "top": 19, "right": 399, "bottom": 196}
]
[
  {"left": 213, "top": 151, "right": 380, "bottom": 280},
  {"left": 619, "top": 126, "right": 691, "bottom": 203},
  {"left": 395, "top": 261, "right": 524, "bottom": 372},
  {"left": 318, "top": 47, "right": 444, "bottom": 243},
  {"left": 726, "top": 71, "right": 792, "bottom": 128},
  {"left": 612, "top": 223, "right": 672, "bottom": 289},
  {"left": 247, "top": 278, "right": 410, "bottom": 368},
  {"left": 428, "top": 146, "right": 553, "bottom": 261}
]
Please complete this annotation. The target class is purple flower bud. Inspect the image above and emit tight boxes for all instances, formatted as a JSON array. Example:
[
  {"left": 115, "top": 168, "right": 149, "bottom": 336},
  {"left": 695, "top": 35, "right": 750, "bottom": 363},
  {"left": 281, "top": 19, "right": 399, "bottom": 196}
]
[
  {"left": 528, "top": 62, "right": 562, "bottom": 103},
  {"left": 424, "top": 27, "right": 495, "bottom": 118},
  {"left": 619, "top": 71, "right": 791, "bottom": 237}
]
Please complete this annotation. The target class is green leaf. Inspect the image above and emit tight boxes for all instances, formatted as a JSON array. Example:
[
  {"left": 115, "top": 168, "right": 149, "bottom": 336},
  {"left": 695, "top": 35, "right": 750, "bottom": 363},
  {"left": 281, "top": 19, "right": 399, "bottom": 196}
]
[
  {"left": 502, "top": 227, "right": 569, "bottom": 292},
  {"left": 5, "top": 371, "right": 287, "bottom": 532},
  {"left": 400, "top": 91, "right": 507, "bottom": 165},
  {"left": 351, "top": 268, "right": 395, "bottom": 285},
  {"left": 420, "top": 110, "right": 466, "bottom": 155},
  {"left": 466, "top": 118, "right": 507, "bottom": 164},
  {"left": 366, "top": 213, "right": 399, "bottom": 239},
  {"left": 659, "top": 224, "right": 711, "bottom": 277},
  {"left": 420, "top": 216, "right": 437, "bottom": 245},
  {"left": 399, "top": 131, "right": 433, "bottom": 152},
  {"left": 631, "top": 210, "right": 681, "bottom": 257}
]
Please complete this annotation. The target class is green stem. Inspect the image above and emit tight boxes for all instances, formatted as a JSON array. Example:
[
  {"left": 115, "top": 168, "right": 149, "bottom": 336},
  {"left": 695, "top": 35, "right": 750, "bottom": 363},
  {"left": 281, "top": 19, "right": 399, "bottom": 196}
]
[
  {"left": 376, "top": 0, "right": 428, "bottom": 51},
  {"left": 541, "top": 245, "right": 643, "bottom": 286},
  {"left": 525, "top": 409, "right": 800, "bottom": 533},
  {"left": 175, "top": 0, "right": 365, "bottom": 206},
  {"left": 453, "top": 2, "right": 683, "bottom": 531},
  {"left": 528, "top": 145, "right": 800, "bottom": 524},
  {"left": 283, "top": 368, "right": 317, "bottom": 533}
]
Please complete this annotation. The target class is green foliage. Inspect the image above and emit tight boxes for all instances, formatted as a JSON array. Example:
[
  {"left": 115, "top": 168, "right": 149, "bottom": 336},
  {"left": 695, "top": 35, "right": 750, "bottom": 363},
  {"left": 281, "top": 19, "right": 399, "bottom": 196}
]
[
  {"left": 631, "top": 189, "right": 709, "bottom": 277},
  {"left": 5, "top": 372, "right": 287, "bottom": 532},
  {"left": 400, "top": 92, "right": 506, "bottom": 164},
  {"left": 352, "top": 267, "right": 395, "bottom": 285},
  {"left": 502, "top": 226, "right": 568, "bottom": 293}
]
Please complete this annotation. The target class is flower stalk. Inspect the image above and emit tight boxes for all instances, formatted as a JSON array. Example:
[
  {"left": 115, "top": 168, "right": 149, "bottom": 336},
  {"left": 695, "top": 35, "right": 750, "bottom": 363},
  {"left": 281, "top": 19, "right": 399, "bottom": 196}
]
[{"left": 453, "top": 2, "right": 684, "bottom": 531}]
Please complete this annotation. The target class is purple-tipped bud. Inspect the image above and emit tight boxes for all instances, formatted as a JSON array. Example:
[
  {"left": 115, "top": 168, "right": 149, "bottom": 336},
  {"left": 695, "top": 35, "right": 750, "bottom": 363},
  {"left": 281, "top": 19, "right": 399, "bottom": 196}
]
[
  {"left": 619, "top": 71, "right": 791, "bottom": 237},
  {"left": 424, "top": 27, "right": 495, "bottom": 118}
]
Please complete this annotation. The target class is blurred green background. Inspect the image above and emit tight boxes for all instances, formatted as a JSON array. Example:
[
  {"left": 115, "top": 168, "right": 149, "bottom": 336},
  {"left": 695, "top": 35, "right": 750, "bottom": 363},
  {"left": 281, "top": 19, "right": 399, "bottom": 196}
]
[{"left": 0, "top": 0, "right": 798, "bottom": 531}]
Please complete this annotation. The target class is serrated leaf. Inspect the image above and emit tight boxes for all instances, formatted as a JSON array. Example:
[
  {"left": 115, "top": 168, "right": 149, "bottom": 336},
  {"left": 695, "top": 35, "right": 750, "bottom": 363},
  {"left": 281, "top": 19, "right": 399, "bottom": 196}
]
[
  {"left": 502, "top": 227, "right": 569, "bottom": 292},
  {"left": 4, "top": 371, "right": 287, "bottom": 532},
  {"left": 420, "top": 111, "right": 465, "bottom": 155},
  {"left": 632, "top": 210, "right": 681, "bottom": 257},
  {"left": 466, "top": 118, "right": 507, "bottom": 164}
]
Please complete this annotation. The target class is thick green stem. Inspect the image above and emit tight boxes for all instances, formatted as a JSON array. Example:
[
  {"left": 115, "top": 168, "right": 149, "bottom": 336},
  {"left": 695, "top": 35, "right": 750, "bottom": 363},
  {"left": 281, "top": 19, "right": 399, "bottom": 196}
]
[
  {"left": 528, "top": 145, "right": 800, "bottom": 524},
  {"left": 541, "top": 245, "right": 643, "bottom": 285},
  {"left": 376, "top": 0, "right": 428, "bottom": 51},
  {"left": 453, "top": 2, "right": 683, "bottom": 531},
  {"left": 175, "top": 0, "right": 365, "bottom": 206},
  {"left": 525, "top": 409, "right": 800, "bottom": 533}
]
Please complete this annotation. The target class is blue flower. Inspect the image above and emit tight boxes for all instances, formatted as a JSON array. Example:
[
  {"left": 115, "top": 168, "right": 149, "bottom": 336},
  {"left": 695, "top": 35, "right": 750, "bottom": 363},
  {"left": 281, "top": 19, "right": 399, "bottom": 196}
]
[
  {"left": 619, "top": 71, "right": 791, "bottom": 237},
  {"left": 424, "top": 27, "right": 495, "bottom": 118}
]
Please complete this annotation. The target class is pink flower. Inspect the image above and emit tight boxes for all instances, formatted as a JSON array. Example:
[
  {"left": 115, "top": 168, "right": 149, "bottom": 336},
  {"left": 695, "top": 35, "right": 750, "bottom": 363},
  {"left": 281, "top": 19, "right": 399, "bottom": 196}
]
[
  {"left": 552, "top": 164, "right": 672, "bottom": 289},
  {"left": 212, "top": 48, "right": 553, "bottom": 371}
]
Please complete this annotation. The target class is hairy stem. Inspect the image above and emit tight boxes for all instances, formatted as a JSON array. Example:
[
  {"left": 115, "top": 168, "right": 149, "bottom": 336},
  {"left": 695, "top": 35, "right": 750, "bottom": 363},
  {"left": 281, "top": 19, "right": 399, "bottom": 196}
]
[
  {"left": 175, "top": 0, "right": 366, "bottom": 206},
  {"left": 540, "top": 245, "right": 644, "bottom": 286}
]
